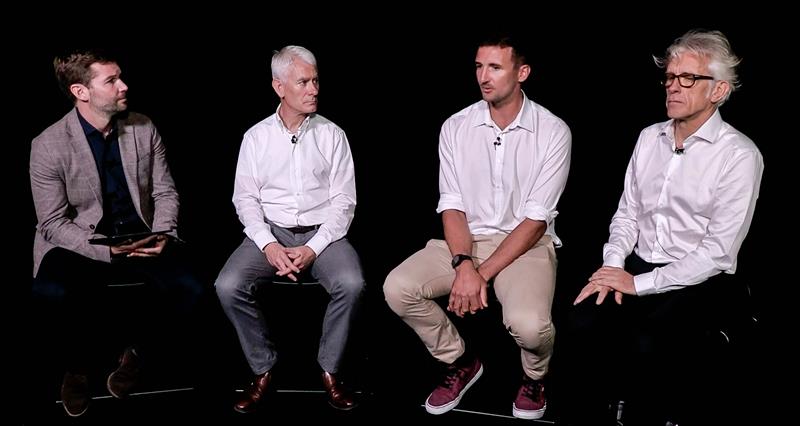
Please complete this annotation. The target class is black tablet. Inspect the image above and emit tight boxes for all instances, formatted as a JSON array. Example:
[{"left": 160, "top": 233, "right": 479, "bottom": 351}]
[{"left": 88, "top": 230, "right": 171, "bottom": 246}]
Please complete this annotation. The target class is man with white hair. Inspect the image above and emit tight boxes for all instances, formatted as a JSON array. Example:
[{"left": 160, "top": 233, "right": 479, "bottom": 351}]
[{"left": 215, "top": 45, "right": 364, "bottom": 413}]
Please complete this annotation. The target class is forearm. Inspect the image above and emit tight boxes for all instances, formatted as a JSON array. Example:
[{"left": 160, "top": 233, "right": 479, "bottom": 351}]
[
  {"left": 442, "top": 210, "right": 473, "bottom": 256},
  {"left": 479, "top": 219, "right": 545, "bottom": 280}
]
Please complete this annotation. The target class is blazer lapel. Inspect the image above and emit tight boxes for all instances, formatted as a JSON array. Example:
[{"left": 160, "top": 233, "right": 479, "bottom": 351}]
[
  {"left": 117, "top": 117, "right": 142, "bottom": 214},
  {"left": 66, "top": 111, "right": 102, "bottom": 204}
]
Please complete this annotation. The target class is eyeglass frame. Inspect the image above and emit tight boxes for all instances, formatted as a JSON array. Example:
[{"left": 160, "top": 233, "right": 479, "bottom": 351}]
[{"left": 661, "top": 72, "right": 715, "bottom": 88}]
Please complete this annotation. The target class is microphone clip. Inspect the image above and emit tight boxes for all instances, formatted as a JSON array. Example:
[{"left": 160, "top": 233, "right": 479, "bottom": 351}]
[
  {"left": 291, "top": 135, "right": 297, "bottom": 144},
  {"left": 493, "top": 136, "right": 501, "bottom": 147},
  {"left": 674, "top": 147, "right": 684, "bottom": 155}
]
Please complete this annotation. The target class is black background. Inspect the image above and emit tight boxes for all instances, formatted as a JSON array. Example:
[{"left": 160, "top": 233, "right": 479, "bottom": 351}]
[{"left": 11, "top": 7, "right": 794, "bottom": 424}]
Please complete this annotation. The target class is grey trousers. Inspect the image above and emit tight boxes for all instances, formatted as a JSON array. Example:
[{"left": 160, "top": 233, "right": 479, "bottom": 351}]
[
  {"left": 215, "top": 227, "right": 365, "bottom": 375},
  {"left": 384, "top": 234, "right": 556, "bottom": 380}
]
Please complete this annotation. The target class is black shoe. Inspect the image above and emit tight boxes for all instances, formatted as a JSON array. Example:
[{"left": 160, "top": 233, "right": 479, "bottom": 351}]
[
  {"left": 61, "top": 372, "right": 90, "bottom": 417},
  {"left": 107, "top": 346, "right": 141, "bottom": 399}
]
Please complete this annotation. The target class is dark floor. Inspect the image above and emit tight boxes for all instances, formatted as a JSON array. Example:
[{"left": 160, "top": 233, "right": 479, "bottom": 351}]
[
  {"left": 20, "top": 278, "right": 786, "bottom": 425},
  {"left": 29, "top": 385, "right": 548, "bottom": 425},
  {"left": 21, "top": 316, "right": 777, "bottom": 425}
]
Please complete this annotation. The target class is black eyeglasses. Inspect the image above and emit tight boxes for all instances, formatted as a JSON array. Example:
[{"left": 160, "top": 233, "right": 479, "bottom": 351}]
[{"left": 661, "top": 73, "right": 714, "bottom": 88}]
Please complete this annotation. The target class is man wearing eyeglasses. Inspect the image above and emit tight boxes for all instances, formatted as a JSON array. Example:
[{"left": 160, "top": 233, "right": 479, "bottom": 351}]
[{"left": 567, "top": 30, "right": 763, "bottom": 424}]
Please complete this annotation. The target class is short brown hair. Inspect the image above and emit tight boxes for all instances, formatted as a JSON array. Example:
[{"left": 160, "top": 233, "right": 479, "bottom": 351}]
[{"left": 53, "top": 49, "right": 116, "bottom": 102}]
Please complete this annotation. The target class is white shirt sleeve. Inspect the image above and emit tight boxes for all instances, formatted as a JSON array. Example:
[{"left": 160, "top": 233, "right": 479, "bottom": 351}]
[
  {"left": 233, "top": 132, "right": 277, "bottom": 251},
  {"left": 437, "top": 119, "right": 465, "bottom": 214},
  {"left": 522, "top": 123, "right": 571, "bottom": 224},
  {"left": 305, "top": 128, "right": 357, "bottom": 255},
  {"left": 636, "top": 147, "right": 763, "bottom": 295}
]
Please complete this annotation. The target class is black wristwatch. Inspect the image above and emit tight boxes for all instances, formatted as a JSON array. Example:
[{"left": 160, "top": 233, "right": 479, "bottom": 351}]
[{"left": 451, "top": 254, "right": 473, "bottom": 269}]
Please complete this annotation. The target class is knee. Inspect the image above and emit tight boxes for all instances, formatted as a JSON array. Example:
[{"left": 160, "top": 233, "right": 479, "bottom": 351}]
[
  {"left": 634, "top": 333, "right": 658, "bottom": 358},
  {"left": 329, "top": 271, "right": 366, "bottom": 302},
  {"left": 214, "top": 271, "right": 245, "bottom": 307},
  {"left": 383, "top": 268, "right": 419, "bottom": 315},
  {"left": 31, "top": 278, "right": 67, "bottom": 303},
  {"left": 175, "top": 275, "right": 205, "bottom": 304},
  {"left": 507, "top": 313, "right": 554, "bottom": 350}
]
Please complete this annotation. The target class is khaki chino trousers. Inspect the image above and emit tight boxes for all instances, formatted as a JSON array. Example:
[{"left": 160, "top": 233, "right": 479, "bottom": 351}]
[{"left": 384, "top": 234, "right": 556, "bottom": 379}]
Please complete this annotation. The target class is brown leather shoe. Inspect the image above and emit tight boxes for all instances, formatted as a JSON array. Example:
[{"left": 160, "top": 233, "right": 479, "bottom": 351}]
[
  {"left": 107, "top": 346, "right": 141, "bottom": 399},
  {"left": 61, "top": 372, "right": 90, "bottom": 417},
  {"left": 322, "top": 371, "right": 357, "bottom": 410},
  {"left": 234, "top": 371, "right": 272, "bottom": 414}
]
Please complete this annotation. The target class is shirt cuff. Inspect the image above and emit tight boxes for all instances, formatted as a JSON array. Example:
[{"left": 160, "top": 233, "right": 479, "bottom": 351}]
[
  {"left": 523, "top": 204, "right": 553, "bottom": 223},
  {"left": 436, "top": 197, "right": 464, "bottom": 214},
  {"left": 305, "top": 235, "right": 329, "bottom": 257},
  {"left": 252, "top": 229, "right": 277, "bottom": 252},
  {"left": 633, "top": 271, "right": 657, "bottom": 296},
  {"left": 603, "top": 254, "right": 626, "bottom": 269}
]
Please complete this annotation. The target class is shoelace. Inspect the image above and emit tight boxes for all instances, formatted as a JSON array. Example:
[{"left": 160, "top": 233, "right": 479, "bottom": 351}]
[
  {"left": 521, "top": 380, "right": 542, "bottom": 399},
  {"left": 443, "top": 364, "right": 468, "bottom": 389}
]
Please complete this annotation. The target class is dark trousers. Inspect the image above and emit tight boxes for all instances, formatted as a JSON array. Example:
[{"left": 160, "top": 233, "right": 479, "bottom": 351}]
[
  {"left": 31, "top": 246, "right": 205, "bottom": 373},
  {"left": 562, "top": 254, "right": 747, "bottom": 424}
]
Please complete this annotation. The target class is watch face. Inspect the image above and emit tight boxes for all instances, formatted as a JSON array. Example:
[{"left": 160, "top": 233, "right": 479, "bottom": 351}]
[{"left": 452, "top": 254, "right": 471, "bottom": 268}]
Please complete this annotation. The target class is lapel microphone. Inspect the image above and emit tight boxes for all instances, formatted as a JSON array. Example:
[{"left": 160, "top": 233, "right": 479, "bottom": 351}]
[
  {"left": 493, "top": 136, "right": 501, "bottom": 147},
  {"left": 674, "top": 147, "right": 684, "bottom": 155},
  {"left": 291, "top": 135, "right": 297, "bottom": 144}
]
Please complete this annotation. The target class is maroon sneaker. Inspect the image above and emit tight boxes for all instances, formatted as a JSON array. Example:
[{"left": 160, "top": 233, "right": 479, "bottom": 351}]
[
  {"left": 512, "top": 374, "right": 546, "bottom": 419},
  {"left": 425, "top": 355, "right": 483, "bottom": 415}
]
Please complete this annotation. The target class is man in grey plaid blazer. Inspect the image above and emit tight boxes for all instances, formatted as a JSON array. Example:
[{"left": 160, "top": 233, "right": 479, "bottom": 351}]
[{"left": 30, "top": 48, "right": 204, "bottom": 417}]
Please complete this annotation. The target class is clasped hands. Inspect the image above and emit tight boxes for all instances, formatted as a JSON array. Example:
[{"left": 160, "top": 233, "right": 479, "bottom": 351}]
[
  {"left": 264, "top": 242, "right": 317, "bottom": 282},
  {"left": 447, "top": 267, "right": 489, "bottom": 318},
  {"left": 111, "top": 234, "right": 168, "bottom": 258}
]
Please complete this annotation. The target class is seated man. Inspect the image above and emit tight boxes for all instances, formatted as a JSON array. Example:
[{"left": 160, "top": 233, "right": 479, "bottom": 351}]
[
  {"left": 215, "top": 45, "right": 365, "bottom": 413},
  {"left": 568, "top": 29, "right": 763, "bottom": 425},
  {"left": 384, "top": 33, "right": 571, "bottom": 420},
  {"left": 30, "top": 48, "right": 205, "bottom": 417}
]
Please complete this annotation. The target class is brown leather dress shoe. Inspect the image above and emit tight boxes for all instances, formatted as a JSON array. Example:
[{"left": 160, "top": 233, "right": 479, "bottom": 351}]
[
  {"left": 322, "top": 371, "right": 357, "bottom": 410},
  {"left": 107, "top": 346, "right": 141, "bottom": 399},
  {"left": 61, "top": 372, "right": 90, "bottom": 417},
  {"left": 234, "top": 371, "right": 271, "bottom": 414}
]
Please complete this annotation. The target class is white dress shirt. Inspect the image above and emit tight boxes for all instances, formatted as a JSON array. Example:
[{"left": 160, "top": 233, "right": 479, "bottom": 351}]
[
  {"left": 233, "top": 105, "right": 356, "bottom": 256},
  {"left": 436, "top": 94, "right": 572, "bottom": 246},
  {"left": 603, "top": 110, "right": 763, "bottom": 295}
]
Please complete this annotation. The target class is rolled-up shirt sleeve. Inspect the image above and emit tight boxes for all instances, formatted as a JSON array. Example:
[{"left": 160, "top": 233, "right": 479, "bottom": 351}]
[
  {"left": 523, "top": 123, "right": 571, "bottom": 224},
  {"left": 437, "top": 120, "right": 465, "bottom": 213}
]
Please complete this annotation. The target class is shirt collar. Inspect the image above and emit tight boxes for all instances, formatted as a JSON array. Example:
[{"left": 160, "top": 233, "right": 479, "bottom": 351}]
[
  {"left": 75, "top": 108, "right": 118, "bottom": 138},
  {"left": 659, "top": 108, "right": 723, "bottom": 145},
  {"left": 76, "top": 108, "right": 101, "bottom": 137},
  {"left": 275, "top": 103, "right": 312, "bottom": 135},
  {"left": 471, "top": 90, "right": 534, "bottom": 133}
]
